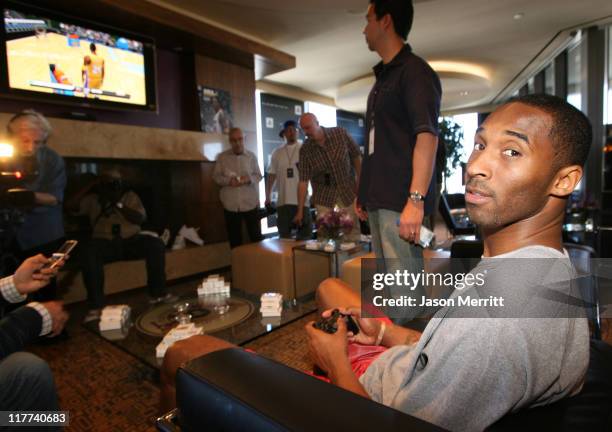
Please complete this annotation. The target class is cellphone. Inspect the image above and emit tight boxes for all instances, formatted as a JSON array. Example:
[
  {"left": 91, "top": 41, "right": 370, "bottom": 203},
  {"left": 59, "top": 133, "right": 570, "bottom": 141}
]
[
  {"left": 394, "top": 220, "right": 435, "bottom": 248},
  {"left": 43, "top": 240, "right": 78, "bottom": 270}
]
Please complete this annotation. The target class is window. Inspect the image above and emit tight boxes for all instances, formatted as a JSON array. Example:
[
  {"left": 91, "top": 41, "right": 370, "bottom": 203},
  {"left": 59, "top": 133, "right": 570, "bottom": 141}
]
[
  {"left": 443, "top": 113, "right": 478, "bottom": 194},
  {"left": 527, "top": 77, "right": 535, "bottom": 94},
  {"left": 606, "top": 25, "right": 612, "bottom": 125},
  {"left": 304, "top": 101, "right": 337, "bottom": 127},
  {"left": 567, "top": 41, "right": 582, "bottom": 110},
  {"left": 544, "top": 63, "right": 555, "bottom": 95}
]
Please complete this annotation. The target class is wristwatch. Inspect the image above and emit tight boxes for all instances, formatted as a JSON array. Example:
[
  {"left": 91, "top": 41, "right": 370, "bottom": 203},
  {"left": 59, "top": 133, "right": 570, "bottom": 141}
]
[
  {"left": 116, "top": 202, "right": 124, "bottom": 209},
  {"left": 408, "top": 191, "right": 425, "bottom": 203}
]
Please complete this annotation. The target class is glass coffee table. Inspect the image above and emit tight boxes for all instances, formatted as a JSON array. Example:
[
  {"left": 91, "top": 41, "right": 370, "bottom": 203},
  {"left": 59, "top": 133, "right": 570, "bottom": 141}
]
[
  {"left": 291, "top": 241, "right": 371, "bottom": 300},
  {"left": 83, "top": 279, "right": 316, "bottom": 369}
]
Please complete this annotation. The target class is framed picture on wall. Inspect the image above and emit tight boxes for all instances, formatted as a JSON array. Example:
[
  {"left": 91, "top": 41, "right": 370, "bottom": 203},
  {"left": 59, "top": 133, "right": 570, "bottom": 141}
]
[{"left": 198, "top": 86, "right": 233, "bottom": 134}]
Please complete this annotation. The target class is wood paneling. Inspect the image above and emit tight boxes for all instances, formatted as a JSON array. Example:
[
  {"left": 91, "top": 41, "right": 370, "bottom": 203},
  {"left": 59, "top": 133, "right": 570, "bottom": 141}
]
[
  {"left": 194, "top": 55, "right": 257, "bottom": 144},
  {"left": 189, "top": 55, "right": 258, "bottom": 244},
  {"left": 170, "top": 162, "right": 228, "bottom": 244},
  {"left": 99, "top": 0, "right": 295, "bottom": 74}
]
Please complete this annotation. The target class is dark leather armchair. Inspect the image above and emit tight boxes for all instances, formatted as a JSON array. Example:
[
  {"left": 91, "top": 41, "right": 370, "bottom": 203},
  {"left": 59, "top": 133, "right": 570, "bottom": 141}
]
[
  {"left": 158, "top": 340, "right": 612, "bottom": 432},
  {"left": 157, "top": 348, "right": 446, "bottom": 432}
]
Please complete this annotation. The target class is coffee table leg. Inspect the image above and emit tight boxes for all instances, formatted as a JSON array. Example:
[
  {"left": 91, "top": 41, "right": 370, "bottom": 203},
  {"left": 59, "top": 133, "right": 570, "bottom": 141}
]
[{"left": 292, "top": 248, "right": 298, "bottom": 306}]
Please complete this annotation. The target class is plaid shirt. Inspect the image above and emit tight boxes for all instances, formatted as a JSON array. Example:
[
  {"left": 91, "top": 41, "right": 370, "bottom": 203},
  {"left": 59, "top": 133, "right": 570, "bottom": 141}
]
[
  {"left": 0, "top": 276, "right": 52, "bottom": 336},
  {"left": 299, "top": 127, "right": 360, "bottom": 208}
]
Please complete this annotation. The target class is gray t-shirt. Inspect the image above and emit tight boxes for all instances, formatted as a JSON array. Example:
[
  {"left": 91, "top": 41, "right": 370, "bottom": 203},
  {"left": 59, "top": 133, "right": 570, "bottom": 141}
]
[{"left": 359, "top": 246, "right": 589, "bottom": 431}]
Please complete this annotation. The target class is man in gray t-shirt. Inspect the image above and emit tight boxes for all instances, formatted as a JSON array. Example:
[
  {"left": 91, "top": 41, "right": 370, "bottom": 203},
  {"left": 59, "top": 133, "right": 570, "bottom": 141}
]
[
  {"left": 158, "top": 95, "right": 593, "bottom": 429},
  {"left": 308, "top": 94, "right": 593, "bottom": 431}
]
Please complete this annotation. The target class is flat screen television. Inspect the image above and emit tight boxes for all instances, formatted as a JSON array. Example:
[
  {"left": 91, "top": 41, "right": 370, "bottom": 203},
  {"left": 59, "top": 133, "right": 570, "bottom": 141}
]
[{"left": 0, "top": 2, "right": 157, "bottom": 111}]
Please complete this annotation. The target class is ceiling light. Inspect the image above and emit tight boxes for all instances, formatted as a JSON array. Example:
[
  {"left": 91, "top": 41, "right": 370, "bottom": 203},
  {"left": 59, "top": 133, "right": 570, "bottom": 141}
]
[
  {"left": 428, "top": 61, "right": 491, "bottom": 81},
  {"left": 460, "top": 91, "right": 469, "bottom": 96},
  {"left": 513, "top": 13, "right": 524, "bottom": 20}
]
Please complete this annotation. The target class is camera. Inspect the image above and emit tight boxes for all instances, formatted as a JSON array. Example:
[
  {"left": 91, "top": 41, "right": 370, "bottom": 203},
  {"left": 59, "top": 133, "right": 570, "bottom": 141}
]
[{"left": 0, "top": 142, "right": 39, "bottom": 248}]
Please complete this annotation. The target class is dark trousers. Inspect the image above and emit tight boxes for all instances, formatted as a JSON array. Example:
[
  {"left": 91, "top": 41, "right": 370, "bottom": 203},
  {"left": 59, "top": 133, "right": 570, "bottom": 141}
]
[
  {"left": 82, "top": 234, "right": 167, "bottom": 309},
  {"left": 223, "top": 208, "right": 262, "bottom": 249},
  {"left": 0, "top": 352, "right": 59, "bottom": 414},
  {"left": 276, "top": 205, "right": 312, "bottom": 240}
]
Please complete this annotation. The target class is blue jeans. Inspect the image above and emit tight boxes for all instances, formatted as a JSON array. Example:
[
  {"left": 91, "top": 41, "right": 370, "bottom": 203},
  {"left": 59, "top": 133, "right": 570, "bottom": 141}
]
[
  {"left": 0, "top": 352, "right": 59, "bottom": 415},
  {"left": 369, "top": 208, "right": 425, "bottom": 324}
]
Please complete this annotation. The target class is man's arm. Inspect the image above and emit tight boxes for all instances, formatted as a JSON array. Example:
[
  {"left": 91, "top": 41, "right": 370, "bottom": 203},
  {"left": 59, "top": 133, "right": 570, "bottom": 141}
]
[
  {"left": 305, "top": 318, "right": 370, "bottom": 398},
  {"left": 265, "top": 174, "right": 277, "bottom": 205},
  {"left": 34, "top": 192, "right": 58, "bottom": 206},
  {"left": 332, "top": 307, "right": 421, "bottom": 348},
  {"left": 398, "top": 132, "right": 438, "bottom": 242},
  {"left": 0, "top": 255, "right": 68, "bottom": 359},
  {"left": 65, "top": 176, "right": 100, "bottom": 213},
  {"left": 212, "top": 154, "right": 232, "bottom": 186},
  {"left": 117, "top": 191, "right": 146, "bottom": 225},
  {"left": 247, "top": 153, "right": 262, "bottom": 185},
  {"left": 31, "top": 152, "right": 66, "bottom": 208},
  {"left": 0, "top": 306, "right": 43, "bottom": 359},
  {"left": 352, "top": 155, "right": 362, "bottom": 192},
  {"left": 0, "top": 301, "right": 68, "bottom": 360},
  {"left": 293, "top": 181, "right": 309, "bottom": 225}
]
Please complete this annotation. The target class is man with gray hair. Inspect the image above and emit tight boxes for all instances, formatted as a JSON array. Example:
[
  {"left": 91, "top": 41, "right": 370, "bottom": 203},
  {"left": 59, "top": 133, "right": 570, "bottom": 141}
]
[
  {"left": 7, "top": 110, "right": 66, "bottom": 301},
  {"left": 213, "top": 127, "right": 263, "bottom": 248}
]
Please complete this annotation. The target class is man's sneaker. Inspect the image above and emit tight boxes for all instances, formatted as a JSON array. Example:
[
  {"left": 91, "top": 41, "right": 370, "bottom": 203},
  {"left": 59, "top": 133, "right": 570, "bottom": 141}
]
[
  {"left": 149, "top": 293, "right": 179, "bottom": 305},
  {"left": 179, "top": 225, "right": 204, "bottom": 246},
  {"left": 172, "top": 235, "right": 186, "bottom": 250},
  {"left": 83, "top": 309, "right": 101, "bottom": 323}
]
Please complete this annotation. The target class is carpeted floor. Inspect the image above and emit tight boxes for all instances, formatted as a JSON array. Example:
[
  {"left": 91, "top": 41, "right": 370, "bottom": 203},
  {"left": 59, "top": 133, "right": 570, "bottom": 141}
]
[
  {"left": 24, "top": 293, "right": 612, "bottom": 431},
  {"left": 28, "top": 300, "right": 316, "bottom": 432}
]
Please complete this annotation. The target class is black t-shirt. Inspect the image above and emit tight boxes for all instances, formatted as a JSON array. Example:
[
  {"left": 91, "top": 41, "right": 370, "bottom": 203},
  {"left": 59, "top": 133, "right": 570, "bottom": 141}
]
[{"left": 358, "top": 44, "right": 442, "bottom": 214}]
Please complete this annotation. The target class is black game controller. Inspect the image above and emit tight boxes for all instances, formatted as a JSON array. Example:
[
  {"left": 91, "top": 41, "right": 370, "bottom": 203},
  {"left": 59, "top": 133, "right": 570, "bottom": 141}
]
[{"left": 313, "top": 309, "right": 360, "bottom": 335}]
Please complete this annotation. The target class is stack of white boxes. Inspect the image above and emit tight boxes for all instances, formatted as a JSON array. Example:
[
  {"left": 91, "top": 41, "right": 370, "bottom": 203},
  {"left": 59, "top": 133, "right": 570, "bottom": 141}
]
[
  {"left": 197, "top": 274, "right": 231, "bottom": 296},
  {"left": 155, "top": 323, "right": 203, "bottom": 359},
  {"left": 260, "top": 292, "right": 283, "bottom": 317},
  {"left": 98, "top": 305, "right": 131, "bottom": 331}
]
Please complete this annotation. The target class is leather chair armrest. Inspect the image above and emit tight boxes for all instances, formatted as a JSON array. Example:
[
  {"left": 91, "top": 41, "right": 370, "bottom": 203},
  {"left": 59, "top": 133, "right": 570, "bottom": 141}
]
[{"left": 174, "top": 348, "right": 447, "bottom": 432}]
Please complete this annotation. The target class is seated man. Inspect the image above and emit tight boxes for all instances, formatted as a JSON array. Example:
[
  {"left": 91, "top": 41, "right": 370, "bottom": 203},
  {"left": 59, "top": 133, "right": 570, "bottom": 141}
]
[
  {"left": 68, "top": 167, "right": 175, "bottom": 322},
  {"left": 159, "top": 95, "right": 591, "bottom": 430},
  {"left": 0, "top": 254, "right": 69, "bottom": 412}
]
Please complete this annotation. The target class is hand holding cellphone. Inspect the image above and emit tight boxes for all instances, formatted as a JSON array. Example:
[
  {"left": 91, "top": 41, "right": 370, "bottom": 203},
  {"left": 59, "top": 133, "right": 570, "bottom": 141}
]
[{"left": 42, "top": 240, "right": 78, "bottom": 270}]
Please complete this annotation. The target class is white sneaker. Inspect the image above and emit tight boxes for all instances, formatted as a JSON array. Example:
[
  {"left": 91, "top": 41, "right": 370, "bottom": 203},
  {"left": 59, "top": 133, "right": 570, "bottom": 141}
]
[
  {"left": 179, "top": 225, "right": 204, "bottom": 246},
  {"left": 172, "top": 235, "right": 186, "bottom": 250}
]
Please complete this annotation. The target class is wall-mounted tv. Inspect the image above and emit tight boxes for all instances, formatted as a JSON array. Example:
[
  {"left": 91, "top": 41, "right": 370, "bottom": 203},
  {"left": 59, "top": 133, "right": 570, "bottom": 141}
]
[{"left": 0, "top": 1, "right": 157, "bottom": 111}]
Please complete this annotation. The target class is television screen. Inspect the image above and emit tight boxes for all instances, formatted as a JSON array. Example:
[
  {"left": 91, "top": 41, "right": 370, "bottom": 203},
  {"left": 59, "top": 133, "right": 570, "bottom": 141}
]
[{"left": 2, "top": 6, "right": 155, "bottom": 110}]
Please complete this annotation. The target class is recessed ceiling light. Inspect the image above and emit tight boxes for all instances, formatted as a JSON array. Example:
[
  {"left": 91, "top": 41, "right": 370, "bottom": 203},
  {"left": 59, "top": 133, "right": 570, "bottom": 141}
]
[
  {"left": 513, "top": 13, "right": 524, "bottom": 20},
  {"left": 460, "top": 91, "right": 469, "bottom": 96}
]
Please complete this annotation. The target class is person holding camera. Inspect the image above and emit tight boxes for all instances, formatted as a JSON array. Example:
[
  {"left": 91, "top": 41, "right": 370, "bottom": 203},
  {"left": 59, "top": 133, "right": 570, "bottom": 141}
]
[
  {"left": 6, "top": 110, "right": 66, "bottom": 302},
  {"left": 68, "top": 167, "right": 174, "bottom": 323},
  {"left": 0, "top": 254, "right": 69, "bottom": 412}
]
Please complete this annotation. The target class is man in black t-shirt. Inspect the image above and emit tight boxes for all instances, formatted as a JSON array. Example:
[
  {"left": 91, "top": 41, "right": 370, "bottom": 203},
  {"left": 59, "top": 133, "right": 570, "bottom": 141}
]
[{"left": 357, "top": 0, "right": 442, "bottom": 323}]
